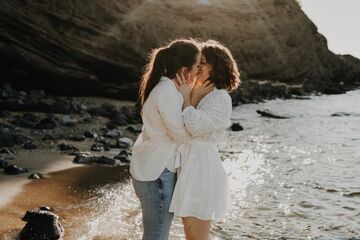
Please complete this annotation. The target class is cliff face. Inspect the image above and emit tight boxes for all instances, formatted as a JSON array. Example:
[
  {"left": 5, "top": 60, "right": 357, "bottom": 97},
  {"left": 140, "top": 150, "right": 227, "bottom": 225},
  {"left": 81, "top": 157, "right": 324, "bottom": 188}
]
[{"left": 0, "top": 0, "right": 359, "bottom": 100}]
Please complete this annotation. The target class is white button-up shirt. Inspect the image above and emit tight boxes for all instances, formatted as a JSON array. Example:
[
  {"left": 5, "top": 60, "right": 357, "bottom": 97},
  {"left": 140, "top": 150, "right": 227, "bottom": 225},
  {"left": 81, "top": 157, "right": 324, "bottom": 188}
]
[{"left": 130, "top": 76, "right": 190, "bottom": 181}]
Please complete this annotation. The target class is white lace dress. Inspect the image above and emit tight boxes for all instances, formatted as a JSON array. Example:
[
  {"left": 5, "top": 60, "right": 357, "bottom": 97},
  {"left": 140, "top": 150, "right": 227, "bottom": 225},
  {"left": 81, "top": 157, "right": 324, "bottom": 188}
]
[{"left": 169, "top": 88, "right": 232, "bottom": 221}]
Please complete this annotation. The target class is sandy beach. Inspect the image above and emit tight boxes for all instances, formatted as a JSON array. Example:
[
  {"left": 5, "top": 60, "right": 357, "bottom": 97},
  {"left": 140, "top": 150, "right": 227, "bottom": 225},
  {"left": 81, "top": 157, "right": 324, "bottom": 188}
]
[
  {"left": 0, "top": 95, "right": 140, "bottom": 239},
  {"left": 0, "top": 156, "right": 131, "bottom": 239}
]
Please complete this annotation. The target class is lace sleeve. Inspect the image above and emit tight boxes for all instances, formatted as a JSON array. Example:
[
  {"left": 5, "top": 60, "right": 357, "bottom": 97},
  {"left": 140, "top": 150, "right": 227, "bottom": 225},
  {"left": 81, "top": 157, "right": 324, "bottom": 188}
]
[{"left": 182, "top": 91, "right": 232, "bottom": 137}]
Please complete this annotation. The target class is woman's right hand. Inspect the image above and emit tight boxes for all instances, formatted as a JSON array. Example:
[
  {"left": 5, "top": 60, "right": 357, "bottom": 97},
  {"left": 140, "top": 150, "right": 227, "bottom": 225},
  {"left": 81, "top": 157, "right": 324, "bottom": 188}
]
[
  {"left": 172, "top": 73, "right": 193, "bottom": 109},
  {"left": 190, "top": 80, "right": 215, "bottom": 107}
]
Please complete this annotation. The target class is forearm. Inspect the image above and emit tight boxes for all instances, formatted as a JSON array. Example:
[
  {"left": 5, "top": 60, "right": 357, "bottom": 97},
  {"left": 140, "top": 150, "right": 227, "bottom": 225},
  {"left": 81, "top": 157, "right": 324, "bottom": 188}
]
[{"left": 182, "top": 94, "right": 193, "bottom": 110}]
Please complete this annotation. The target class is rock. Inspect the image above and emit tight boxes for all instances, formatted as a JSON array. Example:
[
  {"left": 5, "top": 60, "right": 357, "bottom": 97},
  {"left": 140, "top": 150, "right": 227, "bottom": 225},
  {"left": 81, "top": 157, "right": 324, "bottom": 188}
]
[
  {"left": 4, "top": 164, "right": 29, "bottom": 175},
  {"left": 39, "top": 206, "right": 54, "bottom": 211},
  {"left": 81, "top": 112, "right": 95, "bottom": 123},
  {"left": 13, "top": 134, "right": 32, "bottom": 145},
  {"left": 0, "top": 97, "right": 54, "bottom": 113},
  {"left": 57, "top": 143, "right": 79, "bottom": 152},
  {"left": 256, "top": 109, "right": 291, "bottom": 119},
  {"left": 104, "top": 129, "right": 123, "bottom": 138},
  {"left": 114, "top": 150, "right": 132, "bottom": 162},
  {"left": 22, "top": 112, "right": 39, "bottom": 121},
  {"left": 23, "top": 141, "right": 38, "bottom": 150},
  {"left": 29, "top": 89, "right": 46, "bottom": 98},
  {"left": 28, "top": 173, "right": 42, "bottom": 179},
  {"left": 12, "top": 113, "right": 39, "bottom": 128},
  {"left": 106, "top": 113, "right": 128, "bottom": 128},
  {"left": 51, "top": 98, "right": 86, "bottom": 114},
  {"left": 120, "top": 106, "right": 137, "bottom": 124},
  {"left": 73, "top": 153, "right": 116, "bottom": 165},
  {"left": 330, "top": 112, "right": 352, "bottom": 117},
  {"left": 1, "top": 1, "right": 360, "bottom": 100},
  {"left": 61, "top": 115, "right": 77, "bottom": 127},
  {"left": 117, "top": 137, "right": 133, "bottom": 149},
  {"left": 0, "top": 147, "right": 16, "bottom": 154},
  {"left": 88, "top": 103, "right": 117, "bottom": 117},
  {"left": 291, "top": 96, "right": 312, "bottom": 100},
  {"left": 84, "top": 130, "right": 98, "bottom": 138},
  {"left": 0, "top": 158, "right": 9, "bottom": 168},
  {"left": 42, "top": 134, "right": 56, "bottom": 141},
  {"left": 67, "top": 134, "right": 85, "bottom": 141},
  {"left": 35, "top": 115, "right": 59, "bottom": 129},
  {"left": 1, "top": 83, "right": 12, "bottom": 92},
  {"left": 0, "top": 127, "right": 15, "bottom": 147},
  {"left": 19, "top": 207, "right": 64, "bottom": 240},
  {"left": 230, "top": 123, "right": 244, "bottom": 131},
  {"left": 18, "top": 90, "right": 27, "bottom": 97},
  {"left": 125, "top": 125, "right": 142, "bottom": 134},
  {"left": 72, "top": 153, "right": 92, "bottom": 164},
  {"left": 95, "top": 156, "right": 116, "bottom": 165},
  {"left": 91, "top": 142, "right": 110, "bottom": 152},
  {"left": 0, "top": 110, "right": 9, "bottom": 117}
]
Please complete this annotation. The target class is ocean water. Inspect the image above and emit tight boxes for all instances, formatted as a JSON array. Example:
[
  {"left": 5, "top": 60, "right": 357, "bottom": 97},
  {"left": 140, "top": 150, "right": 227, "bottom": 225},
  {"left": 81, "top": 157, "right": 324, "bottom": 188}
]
[{"left": 70, "top": 89, "right": 360, "bottom": 240}]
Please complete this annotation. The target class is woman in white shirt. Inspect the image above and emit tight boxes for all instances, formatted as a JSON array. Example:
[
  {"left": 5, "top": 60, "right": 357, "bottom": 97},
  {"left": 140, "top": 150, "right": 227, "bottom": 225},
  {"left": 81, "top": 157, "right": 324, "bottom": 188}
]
[
  {"left": 130, "top": 39, "right": 214, "bottom": 240},
  {"left": 169, "top": 40, "right": 240, "bottom": 240}
]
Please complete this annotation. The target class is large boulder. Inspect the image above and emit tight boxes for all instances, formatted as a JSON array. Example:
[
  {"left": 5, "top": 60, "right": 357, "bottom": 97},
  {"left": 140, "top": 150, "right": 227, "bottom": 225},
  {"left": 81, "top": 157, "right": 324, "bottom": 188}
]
[
  {"left": 0, "top": 0, "right": 359, "bottom": 99},
  {"left": 19, "top": 207, "right": 64, "bottom": 240}
]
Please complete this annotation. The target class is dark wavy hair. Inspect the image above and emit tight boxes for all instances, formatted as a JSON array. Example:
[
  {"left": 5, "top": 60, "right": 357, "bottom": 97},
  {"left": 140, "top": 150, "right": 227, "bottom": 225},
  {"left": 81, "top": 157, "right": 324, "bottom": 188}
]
[
  {"left": 201, "top": 40, "right": 240, "bottom": 92},
  {"left": 139, "top": 39, "right": 200, "bottom": 106}
]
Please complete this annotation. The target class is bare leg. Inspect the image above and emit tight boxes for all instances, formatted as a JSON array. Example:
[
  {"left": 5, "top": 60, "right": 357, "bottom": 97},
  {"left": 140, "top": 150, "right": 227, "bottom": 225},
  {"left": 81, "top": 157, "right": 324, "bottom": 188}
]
[{"left": 182, "top": 216, "right": 212, "bottom": 240}]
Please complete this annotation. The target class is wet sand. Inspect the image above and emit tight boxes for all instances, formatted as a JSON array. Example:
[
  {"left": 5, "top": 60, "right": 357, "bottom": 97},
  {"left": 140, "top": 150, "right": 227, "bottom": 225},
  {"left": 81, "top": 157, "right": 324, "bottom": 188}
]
[{"left": 0, "top": 163, "right": 130, "bottom": 239}]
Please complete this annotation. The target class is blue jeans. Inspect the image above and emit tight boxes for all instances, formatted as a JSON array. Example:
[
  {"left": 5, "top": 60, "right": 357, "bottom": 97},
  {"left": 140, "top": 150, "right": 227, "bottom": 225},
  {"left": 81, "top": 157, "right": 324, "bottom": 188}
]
[{"left": 132, "top": 167, "right": 176, "bottom": 240}]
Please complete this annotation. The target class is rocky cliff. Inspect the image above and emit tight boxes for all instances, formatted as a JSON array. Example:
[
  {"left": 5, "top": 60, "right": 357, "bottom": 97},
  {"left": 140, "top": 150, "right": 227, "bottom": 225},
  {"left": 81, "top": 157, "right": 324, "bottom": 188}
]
[{"left": 1, "top": 0, "right": 359, "bottom": 101}]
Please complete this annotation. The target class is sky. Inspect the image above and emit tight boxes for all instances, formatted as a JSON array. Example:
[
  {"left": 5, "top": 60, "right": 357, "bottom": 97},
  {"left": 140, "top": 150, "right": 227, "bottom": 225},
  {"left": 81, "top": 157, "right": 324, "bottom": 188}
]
[{"left": 298, "top": 0, "right": 360, "bottom": 59}]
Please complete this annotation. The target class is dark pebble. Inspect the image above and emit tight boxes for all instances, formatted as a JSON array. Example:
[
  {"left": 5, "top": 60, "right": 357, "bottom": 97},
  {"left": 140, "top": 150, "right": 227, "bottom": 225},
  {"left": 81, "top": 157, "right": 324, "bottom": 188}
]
[
  {"left": 125, "top": 125, "right": 142, "bottom": 134},
  {"left": 84, "top": 130, "right": 98, "bottom": 139},
  {"left": 104, "top": 129, "right": 123, "bottom": 138},
  {"left": 0, "top": 147, "right": 16, "bottom": 154},
  {"left": 73, "top": 154, "right": 115, "bottom": 165},
  {"left": 230, "top": 123, "right": 244, "bottom": 131},
  {"left": 35, "top": 115, "right": 59, "bottom": 129},
  {"left": 256, "top": 109, "right": 290, "bottom": 119},
  {"left": 4, "top": 164, "right": 29, "bottom": 175},
  {"left": 117, "top": 137, "right": 133, "bottom": 149},
  {"left": 91, "top": 142, "right": 109, "bottom": 152},
  {"left": 0, "top": 159, "right": 9, "bottom": 168},
  {"left": 23, "top": 141, "right": 38, "bottom": 149},
  {"left": 28, "top": 173, "right": 42, "bottom": 179},
  {"left": 114, "top": 150, "right": 132, "bottom": 162},
  {"left": 67, "top": 134, "right": 85, "bottom": 141}
]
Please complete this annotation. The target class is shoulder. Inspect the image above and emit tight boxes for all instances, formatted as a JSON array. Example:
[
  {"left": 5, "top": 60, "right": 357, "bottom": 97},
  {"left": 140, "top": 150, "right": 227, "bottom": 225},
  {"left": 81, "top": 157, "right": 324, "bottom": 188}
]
[
  {"left": 152, "top": 79, "right": 181, "bottom": 103},
  {"left": 208, "top": 89, "right": 232, "bottom": 103}
]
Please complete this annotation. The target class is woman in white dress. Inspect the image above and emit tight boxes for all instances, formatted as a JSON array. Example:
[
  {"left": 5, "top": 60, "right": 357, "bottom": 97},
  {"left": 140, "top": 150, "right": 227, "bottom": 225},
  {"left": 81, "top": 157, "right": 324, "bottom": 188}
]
[{"left": 169, "top": 40, "right": 241, "bottom": 240}]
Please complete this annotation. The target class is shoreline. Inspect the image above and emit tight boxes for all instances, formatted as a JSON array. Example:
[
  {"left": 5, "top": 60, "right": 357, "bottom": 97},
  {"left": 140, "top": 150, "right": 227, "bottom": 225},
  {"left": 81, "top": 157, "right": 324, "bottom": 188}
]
[{"left": 0, "top": 163, "right": 130, "bottom": 239}]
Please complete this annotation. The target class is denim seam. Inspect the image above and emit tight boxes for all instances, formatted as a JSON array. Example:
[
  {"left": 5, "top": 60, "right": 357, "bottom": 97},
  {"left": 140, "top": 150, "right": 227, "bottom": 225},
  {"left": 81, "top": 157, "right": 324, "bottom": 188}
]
[{"left": 157, "top": 177, "right": 165, "bottom": 238}]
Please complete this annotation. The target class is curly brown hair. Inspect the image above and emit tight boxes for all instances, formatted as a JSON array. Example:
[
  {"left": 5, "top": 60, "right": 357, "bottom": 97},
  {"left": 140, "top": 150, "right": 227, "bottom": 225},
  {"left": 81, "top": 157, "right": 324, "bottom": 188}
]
[{"left": 201, "top": 40, "right": 240, "bottom": 92}]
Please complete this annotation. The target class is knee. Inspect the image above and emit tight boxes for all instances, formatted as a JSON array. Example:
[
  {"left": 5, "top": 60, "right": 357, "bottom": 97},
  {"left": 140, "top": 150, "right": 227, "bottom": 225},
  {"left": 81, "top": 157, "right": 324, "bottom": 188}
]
[{"left": 183, "top": 218, "right": 211, "bottom": 240}]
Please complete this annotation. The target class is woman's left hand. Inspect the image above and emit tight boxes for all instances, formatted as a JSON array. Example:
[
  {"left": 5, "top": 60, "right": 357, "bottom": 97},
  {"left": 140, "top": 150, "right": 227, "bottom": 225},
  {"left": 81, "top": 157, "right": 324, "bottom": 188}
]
[{"left": 172, "top": 73, "right": 193, "bottom": 108}]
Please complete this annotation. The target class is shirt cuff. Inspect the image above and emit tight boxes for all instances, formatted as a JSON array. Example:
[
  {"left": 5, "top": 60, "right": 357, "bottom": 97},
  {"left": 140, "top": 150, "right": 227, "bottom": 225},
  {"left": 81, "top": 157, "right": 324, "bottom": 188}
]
[{"left": 182, "top": 105, "right": 195, "bottom": 115}]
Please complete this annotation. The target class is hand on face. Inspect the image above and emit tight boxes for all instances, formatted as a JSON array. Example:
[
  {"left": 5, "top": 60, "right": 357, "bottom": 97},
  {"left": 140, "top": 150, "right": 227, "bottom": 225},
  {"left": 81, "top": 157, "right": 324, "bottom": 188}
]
[
  {"left": 190, "top": 79, "right": 215, "bottom": 107},
  {"left": 172, "top": 72, "right": 194, "bottom": 102},
  {"left": 172, "top": 73, "right": 214, "bottom": 108}
]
